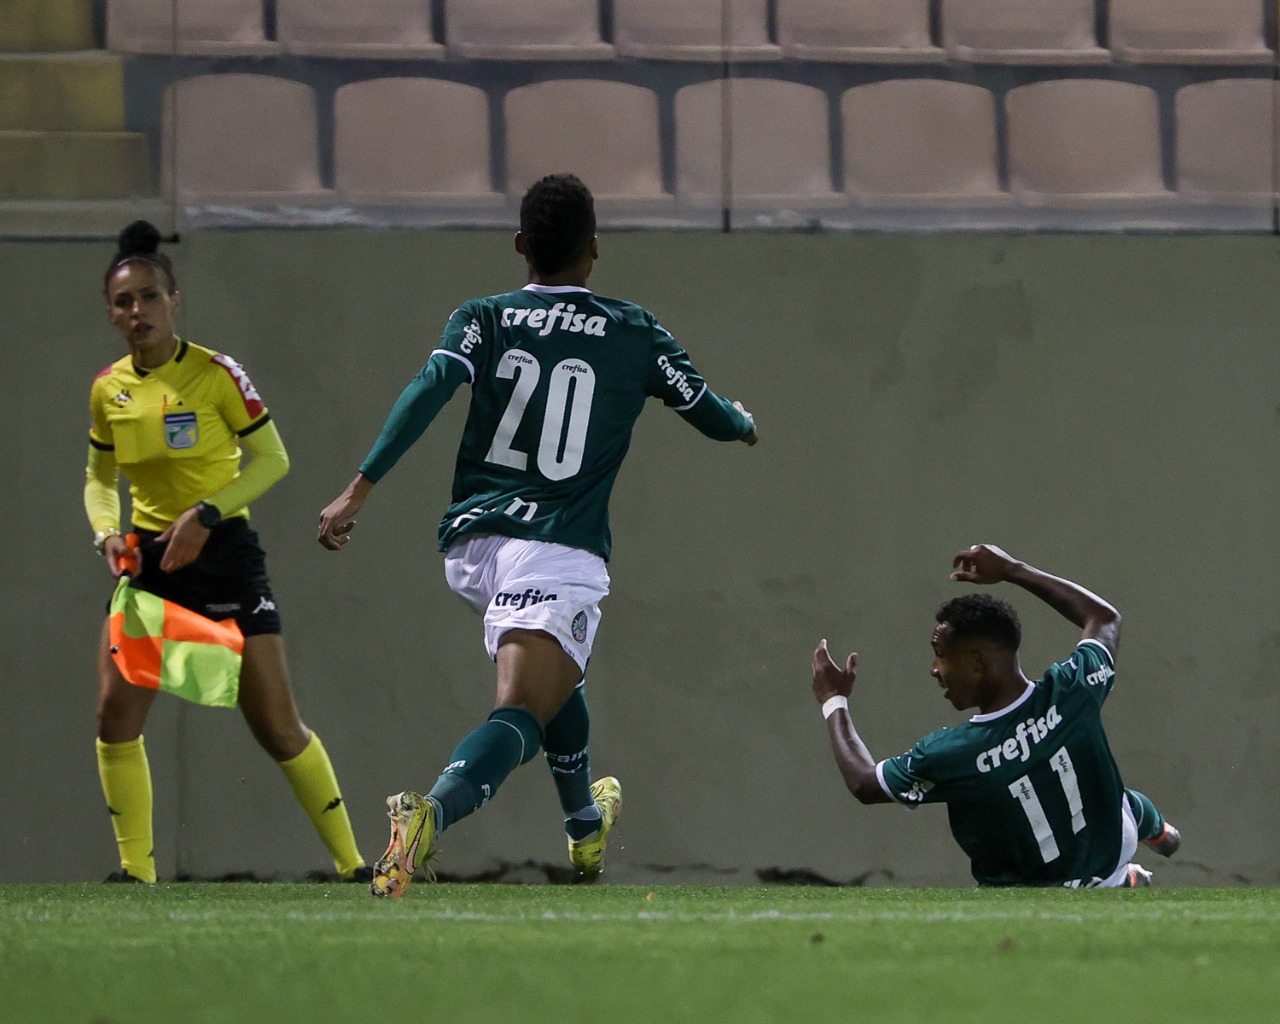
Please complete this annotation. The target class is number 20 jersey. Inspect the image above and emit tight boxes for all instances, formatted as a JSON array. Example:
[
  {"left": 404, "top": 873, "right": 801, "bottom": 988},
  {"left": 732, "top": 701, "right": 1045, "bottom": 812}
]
[
  {"left": 426, "top": 285, "right": 751, "bottom": 560},
  {"left": 877, "top": 640, "right": 1128, "bottom": 887}
]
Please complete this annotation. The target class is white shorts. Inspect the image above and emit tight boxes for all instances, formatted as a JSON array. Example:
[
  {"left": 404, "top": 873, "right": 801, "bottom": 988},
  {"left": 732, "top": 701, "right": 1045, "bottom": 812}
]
[
  {"left": 1094, "top": 794, "right": 1141, "bottom": 889},
  {"left": 1067, "top": 793, "right": 1141, "bottom": 889},
  {"left": 443, "top": 534, "right": 610, "bottom": 674}
]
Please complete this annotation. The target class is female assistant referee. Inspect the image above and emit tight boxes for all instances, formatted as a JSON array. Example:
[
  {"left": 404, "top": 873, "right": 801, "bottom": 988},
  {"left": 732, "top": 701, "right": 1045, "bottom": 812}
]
[{"left": 85, "top": 221, "right": 369, "bottom": 883}]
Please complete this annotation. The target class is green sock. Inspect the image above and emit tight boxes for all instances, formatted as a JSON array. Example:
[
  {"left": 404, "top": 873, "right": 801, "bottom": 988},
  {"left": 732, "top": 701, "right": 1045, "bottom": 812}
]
[
  {"left": 1125, "top": 788, "right": 1166, "bottom": 841},
  {"left": 544, "top": 684, "right": 597, "bottom": 838},
  {"left": 428, "top": 707, "right": 544, "bottom": 832}
]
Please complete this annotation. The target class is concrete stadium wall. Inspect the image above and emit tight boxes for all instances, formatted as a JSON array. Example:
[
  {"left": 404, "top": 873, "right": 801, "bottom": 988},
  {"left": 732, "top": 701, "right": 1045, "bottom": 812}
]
[{"left": 2, "top": 230, "right": 1276, "bottom": 886}]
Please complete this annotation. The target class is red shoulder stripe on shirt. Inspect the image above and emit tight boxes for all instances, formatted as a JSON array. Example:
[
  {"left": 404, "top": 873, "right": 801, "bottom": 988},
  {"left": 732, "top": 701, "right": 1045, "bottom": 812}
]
[{"left": 211, "top": 352, "right": 266, "bottom": 420}]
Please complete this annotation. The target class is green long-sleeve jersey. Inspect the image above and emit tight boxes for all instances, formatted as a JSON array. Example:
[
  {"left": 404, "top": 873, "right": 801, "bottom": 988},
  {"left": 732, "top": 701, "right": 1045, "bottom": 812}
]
[{"left": 360, "top": 284, "right": 754, "bottom": 560}]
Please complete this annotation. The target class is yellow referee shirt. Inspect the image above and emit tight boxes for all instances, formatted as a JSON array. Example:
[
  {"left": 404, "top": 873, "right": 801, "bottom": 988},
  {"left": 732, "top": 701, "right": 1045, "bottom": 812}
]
[{"left": 88, "top": 339, "right": 270, "bottom": 530}]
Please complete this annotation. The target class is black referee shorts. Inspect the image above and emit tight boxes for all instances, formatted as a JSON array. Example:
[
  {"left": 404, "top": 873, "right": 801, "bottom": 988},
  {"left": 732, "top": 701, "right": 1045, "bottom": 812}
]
[{"left": 117, "top": 518, "right": 283, "bottom": 637}]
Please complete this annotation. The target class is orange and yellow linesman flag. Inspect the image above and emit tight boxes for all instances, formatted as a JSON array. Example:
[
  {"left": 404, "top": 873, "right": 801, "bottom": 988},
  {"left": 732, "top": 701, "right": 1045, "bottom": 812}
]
[{"left": 108, "top": 542, "right": 243, "bottom": 708}]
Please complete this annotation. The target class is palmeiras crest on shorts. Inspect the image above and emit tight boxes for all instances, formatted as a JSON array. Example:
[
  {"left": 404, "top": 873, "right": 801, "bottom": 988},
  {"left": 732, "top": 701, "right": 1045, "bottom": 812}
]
[
  {"left": 571, "top": 611, "right": 588, "bottom": 644},
  {"left": 164, "top": 411, "right": 199, "bottom": 449}
]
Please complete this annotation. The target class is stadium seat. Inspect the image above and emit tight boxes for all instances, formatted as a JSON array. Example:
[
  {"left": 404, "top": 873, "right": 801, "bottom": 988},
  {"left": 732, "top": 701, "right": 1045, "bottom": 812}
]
[
  {"left": 445, "top": 0, "right": 613, "bottom": 60},
  {"left": 334, "top": 78, "right": 500, "bottom": 205},
  {"left": 674, "top": 78, "right": 840, "bottom": 209},
  {"left": 1175, "top": 78, "right": 1278, "bottom": 201},
  {"left": 107, "top": 0, "right": 278, "bottom": 56},
  {"left": 614, "top": 0, "right": 781, "bottom": 62},
  {"left": 162, "top": 74, "right": 327, "bottom": 203},
  {"left": 840, "top": 80, "right": 1006, "bottom": 204},
  {"left": 1110, "top": 0, "right": 1273, "bottom": 65},
  {"left": 1005, "top": 80, "right": 1170, "bottom": 205},
  {"left": 940, "top": 0, "right": 1109, "bottom": 64},
  {"left": 0, "top": 0, "right": 95, "bottom": 52},
  {"left": 776, "top": 0, "right": 944, "bottom": 63},
  {"left": 504, "top": 80, "right": 672, "bottom": 210},
  {"left": 277, "top": 0, "right": 444, "bottom": 59}
]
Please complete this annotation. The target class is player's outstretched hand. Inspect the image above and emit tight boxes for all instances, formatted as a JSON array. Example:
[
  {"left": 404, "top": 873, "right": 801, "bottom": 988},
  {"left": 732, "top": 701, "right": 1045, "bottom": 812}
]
[
  {"left": 950, "top": 543, "right": 1020, "bottom": 585},
  {"left": 318, "top": 474, "right": 373, "bottom": 551},
  {"left": 812, "top": 639, "right": 857, "bottom": 704},
  {"left": 734, "top": 401, "right": 759, "bottom": 446}
]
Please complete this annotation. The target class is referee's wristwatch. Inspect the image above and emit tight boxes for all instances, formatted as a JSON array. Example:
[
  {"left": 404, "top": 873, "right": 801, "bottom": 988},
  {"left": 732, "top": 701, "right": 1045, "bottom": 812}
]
[{"left": 195, "top": 501, "right": 222, "bottom": 529}]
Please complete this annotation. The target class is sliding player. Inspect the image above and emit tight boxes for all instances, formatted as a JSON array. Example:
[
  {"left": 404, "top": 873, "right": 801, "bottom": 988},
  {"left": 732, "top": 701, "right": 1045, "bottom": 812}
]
[{"left": 812, "top": 543, "right": 1180, "bottom": 887}]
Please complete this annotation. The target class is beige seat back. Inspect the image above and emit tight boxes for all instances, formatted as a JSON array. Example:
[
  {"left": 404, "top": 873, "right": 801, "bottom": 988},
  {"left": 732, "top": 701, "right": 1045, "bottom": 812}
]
[
  {"left": 1006, "top": 79, "right": 1167, "bottom": 201},
  {"left": 842, "top": 80, "right": 1003, "bottom": 201},
  {"left": 504, "top": 80, "right": 670, "bottom": 204},
  {"left": 675, "top": 78, "right": 839, "bottom": 206},
  {"left": 335, "top": 78, "right": 497, "bottom": 202},
  {"left": 163, "top": 74, "right": 324, "bottom": 200}
]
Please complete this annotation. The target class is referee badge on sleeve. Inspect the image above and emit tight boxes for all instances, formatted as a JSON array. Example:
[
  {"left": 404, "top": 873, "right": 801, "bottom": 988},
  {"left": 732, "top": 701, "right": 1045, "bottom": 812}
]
[{"left": 164, "top": 411, "right": 199, "bottom": 449}]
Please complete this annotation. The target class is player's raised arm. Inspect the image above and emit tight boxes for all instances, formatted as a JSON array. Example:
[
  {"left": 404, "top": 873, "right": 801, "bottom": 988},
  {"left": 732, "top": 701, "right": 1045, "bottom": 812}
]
[
  {"left": 811, "top": 640, "right": 891, "bottom": 804},
  {"left": 950, "top": 544, "right": 1121, "bottom": 659}
]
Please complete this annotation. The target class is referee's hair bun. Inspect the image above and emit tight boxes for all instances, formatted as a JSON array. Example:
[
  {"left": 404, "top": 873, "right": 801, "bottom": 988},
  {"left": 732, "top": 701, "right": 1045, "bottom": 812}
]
[{"left": 117, "top": 220, "right": 162, "bottom": 257}]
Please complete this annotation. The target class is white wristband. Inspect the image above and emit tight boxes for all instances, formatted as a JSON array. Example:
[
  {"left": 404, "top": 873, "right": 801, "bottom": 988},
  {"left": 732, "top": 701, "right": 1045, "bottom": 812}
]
[{"left": 821, "top": 695, "right": 849, "bottom": 720}]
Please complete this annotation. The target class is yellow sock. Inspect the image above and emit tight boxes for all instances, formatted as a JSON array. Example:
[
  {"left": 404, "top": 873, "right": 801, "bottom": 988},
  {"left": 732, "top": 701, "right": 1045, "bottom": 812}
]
[
  {"left": 278, "top": 732, "right": 365, "bottom": 877},
  {"left": 96, "top": 736, "right": 157, "bottom": 883}
]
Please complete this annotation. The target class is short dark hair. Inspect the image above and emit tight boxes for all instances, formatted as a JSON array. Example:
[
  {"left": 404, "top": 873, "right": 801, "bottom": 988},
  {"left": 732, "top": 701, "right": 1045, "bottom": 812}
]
[
  {"left": 519, "top": 174, "right": 596, "bottom": 276},
  {"left": 936, "top": 593, "right": 1022, "bottom": 651},
  {"left": 104, "top": 220, "right": 177, "bottom": 295}
]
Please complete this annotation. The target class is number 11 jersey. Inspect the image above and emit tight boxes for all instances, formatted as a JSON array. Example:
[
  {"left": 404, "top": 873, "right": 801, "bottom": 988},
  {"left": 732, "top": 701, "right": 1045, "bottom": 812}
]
[{"left": 876, "top": 640, "right": 1132, "bottom": 887}]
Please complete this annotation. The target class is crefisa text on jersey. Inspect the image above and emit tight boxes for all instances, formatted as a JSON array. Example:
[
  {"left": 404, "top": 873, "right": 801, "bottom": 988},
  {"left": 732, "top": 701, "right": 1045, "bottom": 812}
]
[
  {"left": 655, "top": 354, "right": 696, "bottom": 403},
  {"left": 501, "top": 302, "right": 607, "bottom": 337},
  {"left": 975, "top": 706, "right": 1064, "bottom": 773}
]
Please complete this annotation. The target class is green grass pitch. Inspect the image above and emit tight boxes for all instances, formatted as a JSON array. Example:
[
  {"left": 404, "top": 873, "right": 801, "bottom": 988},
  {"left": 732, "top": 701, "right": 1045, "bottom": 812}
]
[{"left": 2, "top": 884, "right": 1276, "bottom": 1024}]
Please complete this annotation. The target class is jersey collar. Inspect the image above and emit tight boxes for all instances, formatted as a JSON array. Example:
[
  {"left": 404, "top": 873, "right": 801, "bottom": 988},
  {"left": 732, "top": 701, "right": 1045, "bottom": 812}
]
[
  {"left": 522, "top": 284, "right": 592, "bottom": 294},
  {"left": 968, "top": 680, "right": 1035, "bottom": 723},
  {"left": 133, "top": 338, "right": 188, "bottom": 378}
]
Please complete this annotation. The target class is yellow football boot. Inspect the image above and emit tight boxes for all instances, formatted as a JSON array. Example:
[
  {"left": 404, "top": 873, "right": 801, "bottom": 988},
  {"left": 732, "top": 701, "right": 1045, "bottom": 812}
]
[
  {"left": 568, "top": 776, "right": 622, "bottom": 879},
  {"left": 370, "top": 791, "right": 437, "bottom": 898}
]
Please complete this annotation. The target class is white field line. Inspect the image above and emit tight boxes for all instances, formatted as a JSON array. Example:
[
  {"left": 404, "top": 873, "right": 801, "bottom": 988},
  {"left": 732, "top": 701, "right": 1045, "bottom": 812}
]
[{"left": 37, "top": 905, "right": 1279, "bottom": 928}]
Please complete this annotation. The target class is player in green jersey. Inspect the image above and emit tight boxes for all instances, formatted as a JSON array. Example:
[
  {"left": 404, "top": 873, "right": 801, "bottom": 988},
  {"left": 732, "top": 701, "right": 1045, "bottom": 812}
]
[
  {"left": 319, "top": 174, "right": 758, "bottom": 897},
  {"left": 811, "top": 543, "right": 1180, "bottom": 887}
]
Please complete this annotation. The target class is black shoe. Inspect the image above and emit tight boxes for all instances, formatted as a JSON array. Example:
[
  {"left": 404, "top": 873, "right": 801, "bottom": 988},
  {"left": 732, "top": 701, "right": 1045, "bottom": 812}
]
[
  {"left": 342, "top": 865, "right": 375, "bottom": 884},
  {"left": 104, "top": 869, "right": 147, "bottom": 883}
]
